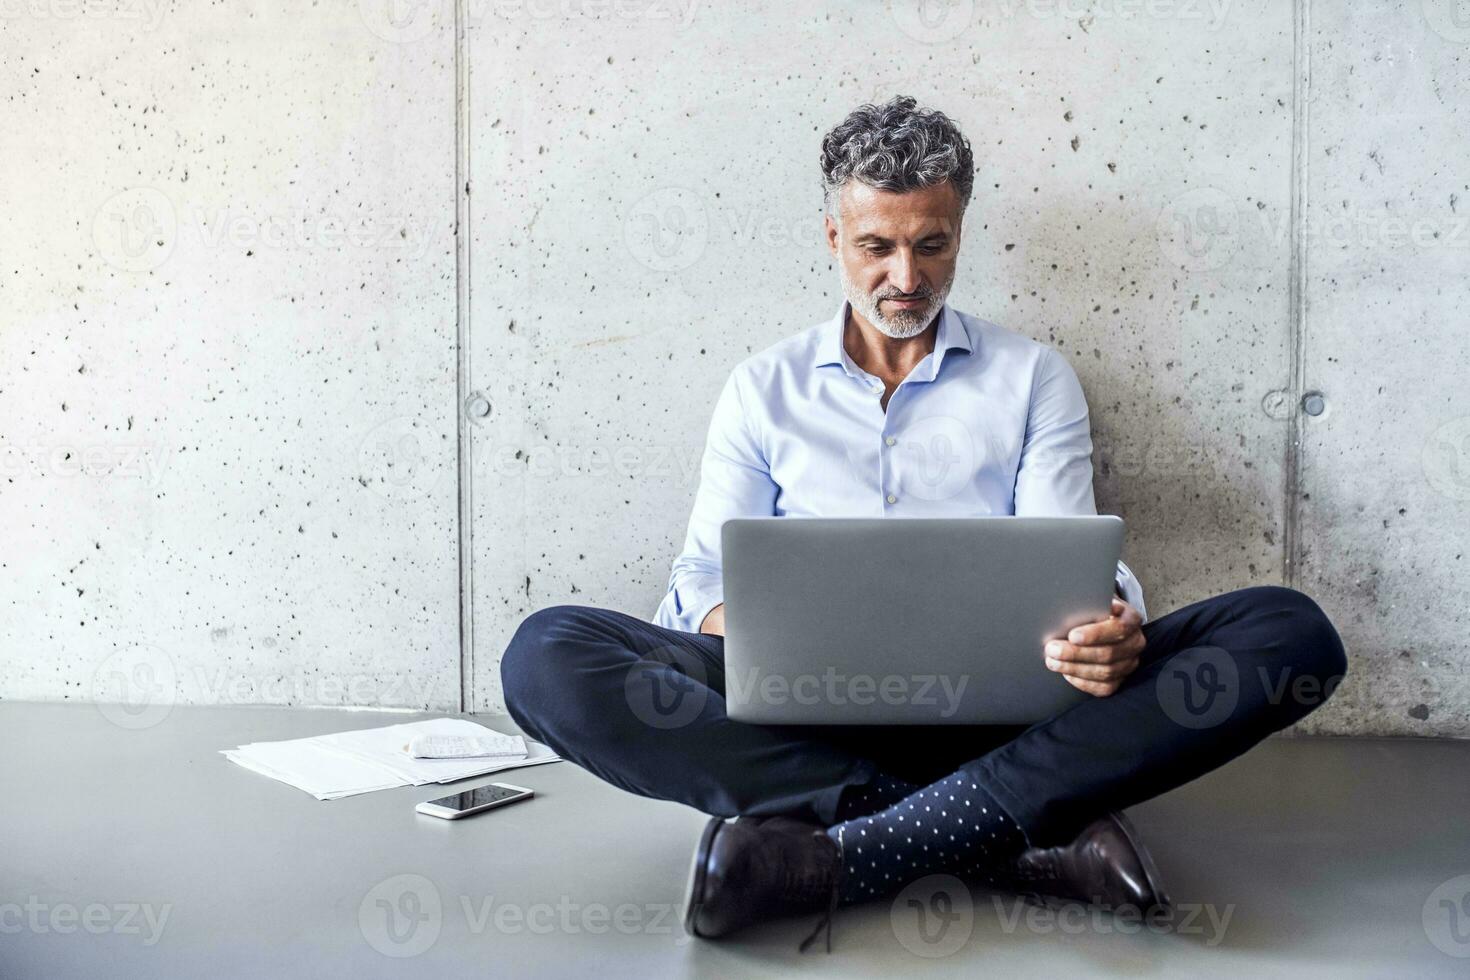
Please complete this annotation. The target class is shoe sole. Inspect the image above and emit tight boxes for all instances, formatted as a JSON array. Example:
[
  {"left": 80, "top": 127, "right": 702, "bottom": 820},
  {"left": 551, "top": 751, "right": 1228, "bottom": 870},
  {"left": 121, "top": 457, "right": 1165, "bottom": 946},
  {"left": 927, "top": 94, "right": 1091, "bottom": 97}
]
[
  {"left": 1109, "top": 810, "right": 1172, "bottom": 910},
  {"left": 682, "top": 816, "right": 726, "bottom": 939}
]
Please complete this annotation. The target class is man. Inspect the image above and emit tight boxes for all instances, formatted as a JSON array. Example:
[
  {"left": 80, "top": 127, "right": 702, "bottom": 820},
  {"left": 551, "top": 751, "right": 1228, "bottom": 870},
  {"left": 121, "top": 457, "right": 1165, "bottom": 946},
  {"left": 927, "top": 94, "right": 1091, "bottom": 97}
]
[{"left": 500, "top": 96, "right": 1347, "bottom": 950}]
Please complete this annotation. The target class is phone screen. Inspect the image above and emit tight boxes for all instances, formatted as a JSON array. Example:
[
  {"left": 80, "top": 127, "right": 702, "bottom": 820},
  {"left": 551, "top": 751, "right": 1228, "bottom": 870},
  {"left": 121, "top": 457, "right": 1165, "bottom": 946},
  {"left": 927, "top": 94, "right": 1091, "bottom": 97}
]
[{"left": 425, "top": 785, "right": 525, "bottom": 812}]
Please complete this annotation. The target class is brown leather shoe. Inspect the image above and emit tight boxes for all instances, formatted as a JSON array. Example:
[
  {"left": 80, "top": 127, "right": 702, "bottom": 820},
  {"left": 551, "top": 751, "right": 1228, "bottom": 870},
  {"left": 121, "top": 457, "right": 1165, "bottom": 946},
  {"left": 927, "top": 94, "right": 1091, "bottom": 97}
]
[
  {"left": 995, "top": 811, "right": 1170, "bottom": 911},
  {"left": 683, "top": 815, "right": 843, "bottom": 945}
]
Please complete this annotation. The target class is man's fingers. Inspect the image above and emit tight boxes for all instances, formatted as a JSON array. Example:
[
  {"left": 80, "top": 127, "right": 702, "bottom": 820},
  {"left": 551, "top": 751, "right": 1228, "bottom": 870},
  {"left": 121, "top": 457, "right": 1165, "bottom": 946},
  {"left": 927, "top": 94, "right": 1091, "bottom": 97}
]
[
  {"left": 1067, "top": 619, "right": 1130, "bottom": 647},
  {"left": 1047, "top": 656, "right": 1136, "bottom": 682},
  {"left": 1061, "top": 674, "right": 1119, "bottom": 697},
  {"left": 1112, "top": 597, "right": 1142, "bottom": 625},
  {"left": 1046, "top": 639, "right": 1135, "bottom": 665},
  {"left": 1068, "top": 601, "right": 1140, "bottom": 646}
]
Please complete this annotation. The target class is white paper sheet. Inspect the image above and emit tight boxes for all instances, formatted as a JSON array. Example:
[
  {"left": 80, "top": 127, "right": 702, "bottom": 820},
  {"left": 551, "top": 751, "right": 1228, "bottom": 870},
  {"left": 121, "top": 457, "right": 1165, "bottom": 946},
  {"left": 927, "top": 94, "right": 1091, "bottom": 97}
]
[{"left": 222, "top": 718, "right": 560, "bottom": 800}]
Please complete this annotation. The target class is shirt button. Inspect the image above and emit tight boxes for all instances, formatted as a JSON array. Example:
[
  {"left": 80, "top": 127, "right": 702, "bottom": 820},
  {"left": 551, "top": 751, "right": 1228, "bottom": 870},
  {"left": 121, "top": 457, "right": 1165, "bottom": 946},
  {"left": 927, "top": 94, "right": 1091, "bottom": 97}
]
[
  {"left": 886, "top": 493, "right": 898, "bottom": 504},
  {"left": 885, "top": 436, "right": 896, "bottom": 446},
  {"left": 870, "top": 382, "right": 883, "bottom": 393}
]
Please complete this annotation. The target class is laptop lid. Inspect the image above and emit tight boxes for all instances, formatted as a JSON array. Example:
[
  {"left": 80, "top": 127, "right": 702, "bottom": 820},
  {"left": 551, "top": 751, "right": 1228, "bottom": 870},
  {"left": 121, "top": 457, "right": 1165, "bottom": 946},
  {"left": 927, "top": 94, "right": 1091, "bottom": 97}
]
[{"left": 721, "top": 516, "right": 1124, "bottom": 725}]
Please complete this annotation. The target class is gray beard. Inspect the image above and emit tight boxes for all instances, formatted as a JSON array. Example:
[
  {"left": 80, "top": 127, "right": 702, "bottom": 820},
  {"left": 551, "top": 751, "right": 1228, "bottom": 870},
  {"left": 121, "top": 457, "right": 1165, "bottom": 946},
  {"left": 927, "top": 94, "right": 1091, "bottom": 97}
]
[{"left": 839, "top": 264, "right": 955, "bottom": 339}]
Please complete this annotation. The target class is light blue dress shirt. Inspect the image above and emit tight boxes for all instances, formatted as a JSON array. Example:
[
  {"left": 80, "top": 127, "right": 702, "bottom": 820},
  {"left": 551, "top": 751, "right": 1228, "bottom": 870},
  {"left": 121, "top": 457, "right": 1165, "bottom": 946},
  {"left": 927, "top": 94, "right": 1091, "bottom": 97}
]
[{"left": 652, "top": 301, "right": 1146, "bottom": 633}]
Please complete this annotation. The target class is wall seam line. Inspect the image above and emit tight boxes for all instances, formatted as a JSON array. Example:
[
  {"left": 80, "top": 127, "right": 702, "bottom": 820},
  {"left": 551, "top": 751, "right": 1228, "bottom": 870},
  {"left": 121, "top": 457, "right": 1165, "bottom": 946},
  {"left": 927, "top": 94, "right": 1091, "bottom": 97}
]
[
  {"left": 454, "top": 0, "right": 474, "bottom": 714},
  {"left": 1284, "top": 0, "right": 1312, "bottom": 589}
]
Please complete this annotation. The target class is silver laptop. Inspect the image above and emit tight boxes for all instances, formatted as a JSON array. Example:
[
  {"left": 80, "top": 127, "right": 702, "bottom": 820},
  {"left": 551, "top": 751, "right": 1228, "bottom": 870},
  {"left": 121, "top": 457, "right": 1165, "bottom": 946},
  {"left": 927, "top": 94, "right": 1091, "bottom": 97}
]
[{"left": 721, "top": 516, "right": 1124, "bottom": 725}]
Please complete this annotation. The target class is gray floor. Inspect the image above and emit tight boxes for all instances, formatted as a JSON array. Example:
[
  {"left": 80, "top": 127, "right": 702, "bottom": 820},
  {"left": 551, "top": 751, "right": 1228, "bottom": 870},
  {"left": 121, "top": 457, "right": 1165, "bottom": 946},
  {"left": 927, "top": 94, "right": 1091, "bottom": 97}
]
[{"left": 2, "top": 702, "right": 1466, "bottom": 978}]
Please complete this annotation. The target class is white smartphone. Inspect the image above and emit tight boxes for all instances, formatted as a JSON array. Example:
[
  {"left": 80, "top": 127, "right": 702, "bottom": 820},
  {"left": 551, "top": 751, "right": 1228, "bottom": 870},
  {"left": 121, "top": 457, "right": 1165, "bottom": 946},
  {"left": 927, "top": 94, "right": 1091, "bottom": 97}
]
[{"left": 415, "top": 782, "right": 534, "bottom": 819}]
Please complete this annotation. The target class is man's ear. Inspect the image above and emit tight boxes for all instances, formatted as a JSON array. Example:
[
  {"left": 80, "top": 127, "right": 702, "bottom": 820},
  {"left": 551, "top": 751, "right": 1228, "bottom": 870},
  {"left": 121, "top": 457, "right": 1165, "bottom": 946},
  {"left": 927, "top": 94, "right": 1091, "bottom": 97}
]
[{"left": 824, "top": 212, "right": 839, "bottom": 258}]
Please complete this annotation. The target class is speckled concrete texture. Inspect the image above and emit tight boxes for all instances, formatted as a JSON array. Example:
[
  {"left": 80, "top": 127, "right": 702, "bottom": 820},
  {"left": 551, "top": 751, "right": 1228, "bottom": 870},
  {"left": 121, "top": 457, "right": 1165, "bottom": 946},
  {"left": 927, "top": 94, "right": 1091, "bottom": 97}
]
[
  {"left": 1293, "top": 1, "right": 1470, "bottom": 735},
  {"left": 465, "top": 2, "right": 1467, "bottom": 736},
  {"left": 0, "top": 4, "right": 461, "bottom": 709},
  {"left": 466, "top": 2, "right": 1301, "bottom": 713},
  {"left": 4, "top": 3, "right": 1466, "bottom": 735}
]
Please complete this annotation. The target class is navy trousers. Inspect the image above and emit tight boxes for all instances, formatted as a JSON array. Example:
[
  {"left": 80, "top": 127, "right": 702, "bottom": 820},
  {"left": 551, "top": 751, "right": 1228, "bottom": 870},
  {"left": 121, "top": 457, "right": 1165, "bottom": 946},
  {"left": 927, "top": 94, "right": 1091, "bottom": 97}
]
[{"left": 500, "top": 585, "right": 1347, "bottom": 847}]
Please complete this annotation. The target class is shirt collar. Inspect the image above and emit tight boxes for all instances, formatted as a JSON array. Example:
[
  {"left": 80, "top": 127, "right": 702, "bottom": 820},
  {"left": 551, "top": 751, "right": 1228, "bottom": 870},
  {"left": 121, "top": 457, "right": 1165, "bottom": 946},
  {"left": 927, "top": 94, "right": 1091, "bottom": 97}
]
[{"left": 812, "top": 300, "right": 973, "bottom": 380}]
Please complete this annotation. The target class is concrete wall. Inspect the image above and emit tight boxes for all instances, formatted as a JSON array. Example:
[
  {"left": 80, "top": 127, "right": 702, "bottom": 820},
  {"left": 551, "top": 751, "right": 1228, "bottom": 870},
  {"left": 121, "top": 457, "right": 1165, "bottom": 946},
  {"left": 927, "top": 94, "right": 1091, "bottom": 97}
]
[
  {"left": 4, "top": 1, "right": 1467, "bottom": 735},
  {"left": 0, "top": 3, "right": 461, "bottom": 712},
  {"left": 1295, "top": 1, "right": 1470, "bottom": 734}
]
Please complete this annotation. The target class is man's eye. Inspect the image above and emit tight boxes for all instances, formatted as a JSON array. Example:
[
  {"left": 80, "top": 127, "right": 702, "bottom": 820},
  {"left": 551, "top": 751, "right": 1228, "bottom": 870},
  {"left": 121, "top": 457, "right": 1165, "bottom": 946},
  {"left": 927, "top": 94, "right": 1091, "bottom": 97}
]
[{"left": 864, "top": 245, "right": 890, "bottom": 255}]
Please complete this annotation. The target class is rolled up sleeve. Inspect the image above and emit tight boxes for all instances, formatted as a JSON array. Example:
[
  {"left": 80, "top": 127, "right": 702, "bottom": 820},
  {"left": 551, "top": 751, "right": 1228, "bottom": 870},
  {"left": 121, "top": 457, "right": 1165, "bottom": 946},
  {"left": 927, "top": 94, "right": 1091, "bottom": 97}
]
[
  {"left": 1013, "top": 347, "right": 1148, "bottom": 622},
  {"left": 653, "top": 369, "right": 779, "bottom": 632}
]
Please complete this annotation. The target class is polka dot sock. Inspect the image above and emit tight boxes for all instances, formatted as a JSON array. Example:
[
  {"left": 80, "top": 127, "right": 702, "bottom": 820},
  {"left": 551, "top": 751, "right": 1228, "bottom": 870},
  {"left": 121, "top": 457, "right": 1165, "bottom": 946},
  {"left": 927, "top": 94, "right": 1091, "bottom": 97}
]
[
  {"left": 833, "top": 772, "right": 919, "bottom": 823},
  {"left": 825, "top": 771, "right": 1029, "bottom": 906}
]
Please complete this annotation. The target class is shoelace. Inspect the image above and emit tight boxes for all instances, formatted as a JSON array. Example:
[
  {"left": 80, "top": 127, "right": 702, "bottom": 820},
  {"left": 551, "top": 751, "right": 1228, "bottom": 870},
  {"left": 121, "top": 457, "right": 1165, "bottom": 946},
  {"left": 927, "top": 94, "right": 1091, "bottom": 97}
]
[
  {"left": 797, "top": 877, "right": 839, "bottom": 954},
  {"left": 797, "top": 826, "right": 844, "bottom": 954}
]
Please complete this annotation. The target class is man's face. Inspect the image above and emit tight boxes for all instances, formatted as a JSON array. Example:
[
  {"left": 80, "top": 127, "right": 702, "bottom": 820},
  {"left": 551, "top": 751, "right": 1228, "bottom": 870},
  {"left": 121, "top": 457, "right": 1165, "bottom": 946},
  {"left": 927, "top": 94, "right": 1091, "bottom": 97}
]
[{"left": 825, "top": 180, "right": 963, "bottom": 340}]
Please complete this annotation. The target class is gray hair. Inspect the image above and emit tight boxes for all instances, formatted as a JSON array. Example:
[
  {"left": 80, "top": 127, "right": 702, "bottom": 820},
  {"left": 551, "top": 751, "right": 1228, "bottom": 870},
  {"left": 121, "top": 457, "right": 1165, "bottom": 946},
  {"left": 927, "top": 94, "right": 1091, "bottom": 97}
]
[{"left": 819, "top": 96, "right": 974, "bottom": 217}]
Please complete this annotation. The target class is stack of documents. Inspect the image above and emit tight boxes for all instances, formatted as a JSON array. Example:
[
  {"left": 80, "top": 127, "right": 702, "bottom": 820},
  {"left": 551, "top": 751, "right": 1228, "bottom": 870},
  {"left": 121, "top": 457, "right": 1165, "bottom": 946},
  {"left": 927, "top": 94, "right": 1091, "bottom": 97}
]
[{"left": 222, "top": 718, "right": 560, "bottom": 800}]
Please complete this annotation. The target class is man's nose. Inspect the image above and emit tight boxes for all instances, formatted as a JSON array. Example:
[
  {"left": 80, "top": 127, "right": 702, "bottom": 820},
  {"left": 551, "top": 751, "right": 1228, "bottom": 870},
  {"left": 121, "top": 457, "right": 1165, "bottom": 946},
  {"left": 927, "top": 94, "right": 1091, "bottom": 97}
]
[{"left": 887, "top": 250, "right": 922, "bottom": 294}]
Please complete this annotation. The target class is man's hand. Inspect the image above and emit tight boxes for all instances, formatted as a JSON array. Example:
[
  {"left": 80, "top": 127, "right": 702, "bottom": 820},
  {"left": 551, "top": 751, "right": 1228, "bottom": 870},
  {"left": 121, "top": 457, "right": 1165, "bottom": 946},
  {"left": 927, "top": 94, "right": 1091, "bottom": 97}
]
[
  {"left": 1044, "top": 597, "right": 1146, "bottom": 697},
  {"left": 699, "top": 603, "right": 726, "bottom": 637}
]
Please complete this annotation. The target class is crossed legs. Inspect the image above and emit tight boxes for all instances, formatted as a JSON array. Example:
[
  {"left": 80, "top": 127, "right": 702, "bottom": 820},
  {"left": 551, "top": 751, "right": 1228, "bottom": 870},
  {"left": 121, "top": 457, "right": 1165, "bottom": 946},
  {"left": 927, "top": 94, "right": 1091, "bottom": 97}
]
[{"left": 500, "top": 585, "right": 1347, "bottom": 847}]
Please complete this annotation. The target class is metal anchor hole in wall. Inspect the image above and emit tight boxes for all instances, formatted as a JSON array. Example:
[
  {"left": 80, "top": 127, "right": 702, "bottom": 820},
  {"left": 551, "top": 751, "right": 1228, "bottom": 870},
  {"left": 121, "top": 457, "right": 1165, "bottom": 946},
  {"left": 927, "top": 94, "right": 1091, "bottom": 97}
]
[
  {"left": 465, "top": 392, "right": 492, "bottom": 424},
  {"left": 1261, "top": 389, "right": 1292, "bottom": 421},
  {"left": 1302, "top": 391, "right": 1327, "bottom": 417}
]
